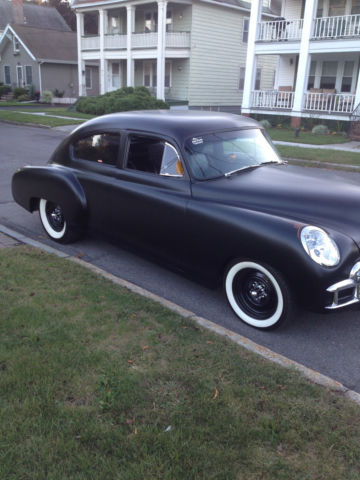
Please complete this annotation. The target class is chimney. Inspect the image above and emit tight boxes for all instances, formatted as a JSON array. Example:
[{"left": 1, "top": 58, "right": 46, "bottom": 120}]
[{"left": 12, "top": 0, "right": 24, "bottom": 24}]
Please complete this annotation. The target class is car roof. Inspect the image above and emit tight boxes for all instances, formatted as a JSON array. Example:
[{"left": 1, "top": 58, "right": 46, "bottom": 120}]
[{"left": 72, "top": 110, "right": 261, "bottom": 142}]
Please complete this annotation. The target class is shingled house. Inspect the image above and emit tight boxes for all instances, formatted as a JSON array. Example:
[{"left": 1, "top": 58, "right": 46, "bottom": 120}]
[{"left": 0, "top": 0, "right": 98, "bottom": 99}]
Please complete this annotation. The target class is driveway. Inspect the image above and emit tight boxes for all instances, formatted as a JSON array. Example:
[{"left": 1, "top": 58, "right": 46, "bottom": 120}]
[{"left": 2, "top": 121, "right": 360, "bottom": 392}]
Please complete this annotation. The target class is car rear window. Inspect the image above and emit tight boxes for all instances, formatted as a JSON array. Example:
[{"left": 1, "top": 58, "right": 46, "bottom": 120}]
[{"left": 73, "top": 133, "right": 120, "bottom": 166}]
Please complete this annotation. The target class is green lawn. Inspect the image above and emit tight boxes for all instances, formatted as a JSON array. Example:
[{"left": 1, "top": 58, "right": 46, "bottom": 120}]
[
  {"left": 278, "top": 145, "right": 360, "bottom": 166},
  {"left": 1, "top": 246, "right": 360, "bottom": 480},
  {"left": 0, "top": 110, "right": 84, "bottom": 127},
  {"left": 267, "top": 127, "right": 349, "bottom": 145}
]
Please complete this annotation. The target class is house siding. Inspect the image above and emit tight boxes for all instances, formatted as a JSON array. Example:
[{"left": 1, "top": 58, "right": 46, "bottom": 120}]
[
  {"left": 188, "top": 3, "right": 244, "bottom": 107},
  {"left": 282, "top": 0, "right": 302, "bottom": 19},
  {"left": 168, "top": 58, "right": 189, "bottom": 100},
  {"left": 0, "top": 35, "right": 39, "bottom": 89},
  {"left": 188, "top": 5, "right": 276, "bottom": 108},
  {"left": 42, "top": 63, "right": 79, "bottom": 97}
]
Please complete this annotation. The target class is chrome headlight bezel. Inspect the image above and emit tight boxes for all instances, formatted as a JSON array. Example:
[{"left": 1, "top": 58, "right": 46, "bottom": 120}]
[{"left": 300, "top": 226, "right": 340, "bottom": 267}]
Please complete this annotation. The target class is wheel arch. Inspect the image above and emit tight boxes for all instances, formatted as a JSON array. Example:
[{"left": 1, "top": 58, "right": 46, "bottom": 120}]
[{"left": 12, "top": 165, "right": 87, "bottom": 227}]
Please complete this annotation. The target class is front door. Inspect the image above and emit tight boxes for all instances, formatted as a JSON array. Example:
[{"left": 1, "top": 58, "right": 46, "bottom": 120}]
[{"left": 16, "top": 65, "right": 23, "bottom": 88}]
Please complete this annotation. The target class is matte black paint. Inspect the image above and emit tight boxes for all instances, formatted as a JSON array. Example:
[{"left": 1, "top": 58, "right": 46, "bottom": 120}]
[{"left": 11, "top": 110, "right": 360, "bottom": 312}]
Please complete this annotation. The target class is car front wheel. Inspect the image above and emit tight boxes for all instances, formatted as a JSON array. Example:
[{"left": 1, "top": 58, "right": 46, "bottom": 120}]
[
  {"left": 225, "top": 260, "right": 291, "bottom": 330},
  {"left": 39, "top": 199, "right": 79, "bottom": 243}
]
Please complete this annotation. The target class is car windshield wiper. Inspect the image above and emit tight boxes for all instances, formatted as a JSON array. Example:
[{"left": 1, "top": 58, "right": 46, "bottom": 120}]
[
  {"left": 224, "top": 164, "right": 260, "bottom": 177},
  {"left": 224, "top": 160, "right": 284, "bottom": 178}
]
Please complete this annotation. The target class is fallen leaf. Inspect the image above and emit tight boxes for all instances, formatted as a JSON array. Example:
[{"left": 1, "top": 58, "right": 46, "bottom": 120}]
[
  {"left": 213, "top": 387, "right": 219, "bottom": 400},
  {"left": 142, "top": 345, "right": 150, "bottom": 351},
  {"left": 29, "top": 292, "right": 35, "bottom": 297},
  {"left": 182, "top": 324, "right": 187, "bottom": 329},
  {"left": 127, "top": 360, "right": 134, "bottom": 364},
  {"left": 76, "top": 252, "right": 85, "bottom": 259},
  {"left": 126, "top": 417, "right": 135, "bottom": 425},
  {"left": 131, "top": 314, "right": 137, "bottom": 318},
  {"left": 134, "top": 427, "right": 138, "bottom": 435},
  {"left": 206, "top": 341, "right": 214, "bottom": 344}
]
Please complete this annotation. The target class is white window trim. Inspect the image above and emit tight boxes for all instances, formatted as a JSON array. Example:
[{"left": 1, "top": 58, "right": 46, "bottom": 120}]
[
  {"left": 4, "top": 65, "right": 11, "bottom": 85},
  {"left": 143, "top": 61, "right": 156, "bottom": 87},
  {"left": 85, "top": 66, "right": 92, "bottom": 89},
  {"left": 25, "top": 65, "right": 33, "bottom": 86},
  {"left": 255, "top": 67, "right": 262, "bottom": 90},
  {"left": 16, "top": 65, "right": 23, "bottom": 87},
  {"left": 238, "top": 66, "right": 245, "bottom": 91}
]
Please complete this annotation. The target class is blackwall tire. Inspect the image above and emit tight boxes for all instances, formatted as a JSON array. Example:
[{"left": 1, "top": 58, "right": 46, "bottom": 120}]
[
  {"left": 39, "top": 199, "right": 79, "bottom": 244},
  {"left": 224, "top": 260, "right": 292, "bottom": 330}
]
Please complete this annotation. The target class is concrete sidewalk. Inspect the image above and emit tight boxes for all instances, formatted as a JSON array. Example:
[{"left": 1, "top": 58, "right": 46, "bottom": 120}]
[{"left": 0, "top": 231, "right": 22, "bottom": 248}]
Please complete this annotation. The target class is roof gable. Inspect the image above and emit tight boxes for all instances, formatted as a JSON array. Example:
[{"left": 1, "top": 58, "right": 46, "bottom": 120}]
[{"left": 0, "top": 0, "right": 72, "bottom": 32}]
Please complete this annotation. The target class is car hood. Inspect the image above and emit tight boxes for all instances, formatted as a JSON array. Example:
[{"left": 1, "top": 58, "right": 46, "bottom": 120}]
[{"left": 191, "top": 163, "right": 360, "bottom": 244}]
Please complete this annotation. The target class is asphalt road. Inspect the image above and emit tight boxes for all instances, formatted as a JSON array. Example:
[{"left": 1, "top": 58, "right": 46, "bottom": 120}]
[{"left": 2, "top": 121, "right": 360, "bottom": 392}]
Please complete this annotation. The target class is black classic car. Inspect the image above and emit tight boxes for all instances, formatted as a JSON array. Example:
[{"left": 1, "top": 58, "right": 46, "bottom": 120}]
[{"left": 12, "top": 110, "right": 360, "bottom": 329}]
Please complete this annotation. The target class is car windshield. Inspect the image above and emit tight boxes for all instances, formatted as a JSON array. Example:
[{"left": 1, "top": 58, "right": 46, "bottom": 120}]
[{"left": 184, "top": 128, "right": 283, "bottom": 180}]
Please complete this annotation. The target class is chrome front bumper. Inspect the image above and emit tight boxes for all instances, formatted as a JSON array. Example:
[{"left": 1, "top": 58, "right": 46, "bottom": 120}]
[{"left": 326, "top": 261, "right": 360, "bottom": 310}]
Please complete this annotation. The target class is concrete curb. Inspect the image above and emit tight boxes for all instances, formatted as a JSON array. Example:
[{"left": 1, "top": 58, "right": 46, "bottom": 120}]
[
  {"left": 1, "top": 223, "right": 360, "bottom": 406},
  {"left": 287, "top": 157, "right": 360, "bottom": 171}
]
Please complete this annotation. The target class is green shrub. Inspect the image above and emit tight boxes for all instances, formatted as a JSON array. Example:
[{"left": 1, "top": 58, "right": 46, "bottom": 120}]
[
  {"left": 312, "top": 124, "right": 329, "bottom": 135},
  {"left": 13, "top": 87, "right": 28, "bottom": 99},
  {"left": 259, "top": 119, "right": 272, "bottom": 129},
  {"left": 41, "top": 90, "right": 53, "bottom": 104},
  {"left": 17, "top": 94, "right": 30, "bottom": 102},
  {"left": 0, "top": 85, "right": 11, "bottom": 98},
  {"left": 76, "top": 87, "right": 169, "bottom": 115}
]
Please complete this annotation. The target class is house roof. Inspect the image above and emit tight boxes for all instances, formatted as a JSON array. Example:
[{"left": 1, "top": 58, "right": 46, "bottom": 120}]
[
  {"left": 9, "top": 24, "right": 77, "bottom": 62},
  {"left": 0, "top": 0, "right": 71, "bottom": 32}
]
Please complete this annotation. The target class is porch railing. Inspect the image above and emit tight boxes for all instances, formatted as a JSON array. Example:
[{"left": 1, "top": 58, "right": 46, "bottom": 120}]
[
  {"left": 105, "top": 34, "right": 127, "bottom": 49},
  {"left": 251, "top": 90, "right": 294, "bottom": 109},
  {"left": 166, "top": 32, "right": 190, "bottom": 48},
  {"left": 304, "top": 93, "right": 355, "bottom": 113},
  {"left": 132, "top": 32, "right": 158, "bottom": 48},
  {"left": 313, "top": 14, "right": 360, "bottom": 39},
  {"left": 81, "top": 35, "right": 100, "bottom": 50},
  {"left": 257, "top": 19, "right": 303, "bottom": 42}
]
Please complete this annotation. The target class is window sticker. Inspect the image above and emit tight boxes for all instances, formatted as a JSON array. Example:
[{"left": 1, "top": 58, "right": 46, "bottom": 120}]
[{"left": 192, "top": 137, "right": 203, "bottom": 145}]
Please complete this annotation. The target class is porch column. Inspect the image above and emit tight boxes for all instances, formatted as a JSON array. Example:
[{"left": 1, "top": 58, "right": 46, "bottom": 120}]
[
  {"left": 99, "top": 9, "right": 107, "bottom": 94},
  {"left": 242, "top": 0, "right": 262, "bottom": 114},
  {"left": 157, "top": 0, "right": 167, "bottom": 100},
  {"left": 292, "top": 0, "right": 316, "bottom": 119},
  {"left": 127, "top": 5, "right": 135, "bottom": 87},
  {"left": 76, "top": 12, "right": 85, "bottom": 97}
]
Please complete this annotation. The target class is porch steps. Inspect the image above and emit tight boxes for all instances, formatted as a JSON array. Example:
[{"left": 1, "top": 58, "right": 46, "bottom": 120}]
[{"left": 0, "top": 92, "right": 14, "bottom": 101}]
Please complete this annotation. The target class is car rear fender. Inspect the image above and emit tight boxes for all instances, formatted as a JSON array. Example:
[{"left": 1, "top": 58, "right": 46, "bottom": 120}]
[{"left": 12, "top": 165, "right": 87, "bottom": 225}]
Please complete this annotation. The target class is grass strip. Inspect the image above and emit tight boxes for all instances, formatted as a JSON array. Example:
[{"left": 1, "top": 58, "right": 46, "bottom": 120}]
[
  {"left": 1, "top": 246, "right": 360, "bottom": 480},
  {"left": 277, "top": 144, "right": 360, "bottom": 166},
  {"left": 267, "top": 128, "right": 349, "bottom": 145},
  {"left": 0, "top": 110, "right": 84, "bottom": 127}
]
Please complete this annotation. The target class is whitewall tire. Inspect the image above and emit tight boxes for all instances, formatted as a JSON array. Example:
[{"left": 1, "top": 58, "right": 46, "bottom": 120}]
[{"left": 225, "top": 261, "right": 291, "bottom": 329}]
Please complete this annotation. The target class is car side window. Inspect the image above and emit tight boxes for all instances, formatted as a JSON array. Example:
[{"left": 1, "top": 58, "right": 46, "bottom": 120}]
[
  {"left": 126, "top": 135, "right": 184, "bottom": 177},
  {"left": 73, "top": 133, "right": 120, "bottom": 166}
]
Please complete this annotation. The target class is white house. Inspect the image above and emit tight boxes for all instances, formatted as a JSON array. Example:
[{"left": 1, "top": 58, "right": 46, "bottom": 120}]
[
  {"left": 242, "top": 0, "right": 360, "bottom": 129},
  {"left": 70, "top": 0, "right": 279, "bottom": 111}
]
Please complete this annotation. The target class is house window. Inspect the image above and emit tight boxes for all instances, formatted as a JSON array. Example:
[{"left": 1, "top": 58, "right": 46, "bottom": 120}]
[
  {"left": 166, "top": 11, "right": 172, "bottom": 32},
  {"left": 109, "top": 16, "right": 121, "bottom": 34},
  {"left": 341, "top": 61, "right": 354, "bottom": 92},
  {"left": 13, "top": 36, "right": 20, "bottom": 53},
  {"left": 316, "top": 0, "right": 323, "bottom": 17},
  {"left": 242, "top": 18, "right": 249, "bottom": 43},
  {"left": 25, "top": 66, "right": 33, "bottom": 85},
  {"left": 320, "top": 61, "right": 337, "bottom": 89},
  {"left": 255, "top": 67, "right": 262, "bottom": 90},
  {"left": 165, "top": 62, "right": 171, "bottom": 88},
  {"left": 145, "top": 11, "right": 157, "bottom": 32},
  {"left": 16, "top": 65, "right": 23, "bottom": 87},
  {"left": 73, "top": 133, "right": 121, "bottom": 166},
  {"left": 4, "top": 66, "right": 11, "bottom": 85},
  {"left": 329, "top": 0, "right": 345, "bottom": 16},
  {"left": 352, "top": 0, "right": 360, "bottom": 14},
  {"left": 112, "top": 63, "right": 121, "bottom": 88},
  {"left": 85, "top": 66, "right": 92, "bottom": 89},
  {"left": 144, "top": 61, "right": 157, "bottom": 87},
  {"left": 307, "top": 60, "right": 316, "bottom": 90},
  {"left": 239, "top": 67, "right": 245, "bottom": 90}
]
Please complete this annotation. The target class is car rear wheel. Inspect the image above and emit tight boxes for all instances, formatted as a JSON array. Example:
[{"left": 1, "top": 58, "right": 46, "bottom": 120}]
[
  {"left": 225, "top": 260, "right": 291, "bottom": 329},
  {"left": 39, "top": 199, "right": 79, "bottom": 244}
]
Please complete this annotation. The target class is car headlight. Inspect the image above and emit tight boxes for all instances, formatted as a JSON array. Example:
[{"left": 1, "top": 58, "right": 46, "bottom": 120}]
[{"left": 300, "top": 226, "right": 340, "bottom": 267}]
